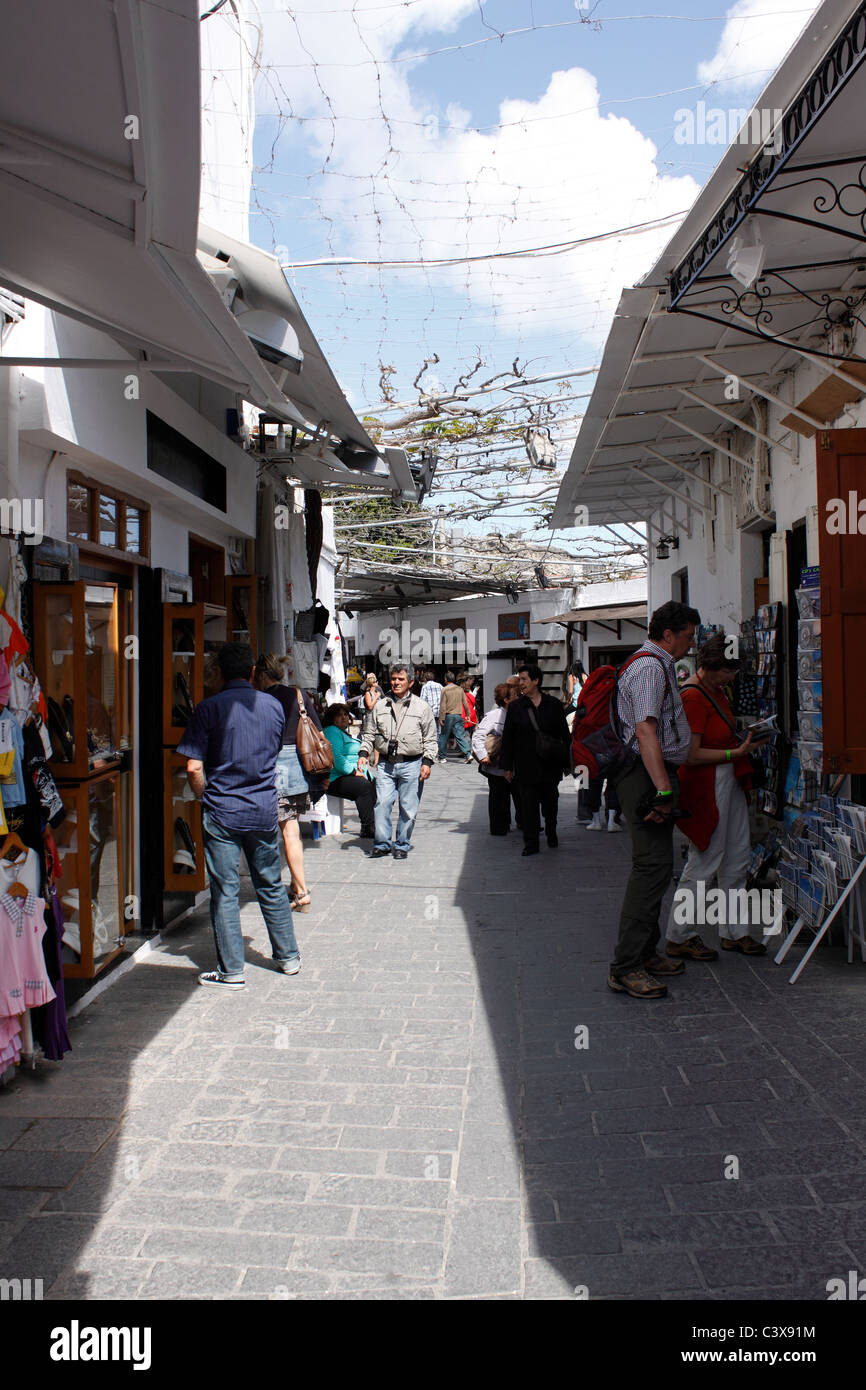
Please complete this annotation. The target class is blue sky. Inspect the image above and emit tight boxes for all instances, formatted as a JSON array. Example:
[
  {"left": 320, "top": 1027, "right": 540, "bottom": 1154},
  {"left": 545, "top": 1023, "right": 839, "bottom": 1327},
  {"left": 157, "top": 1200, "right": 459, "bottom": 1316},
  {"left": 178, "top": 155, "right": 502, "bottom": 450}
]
[{"left": 240, "top": 0, "right": 818, "bottom": 532}]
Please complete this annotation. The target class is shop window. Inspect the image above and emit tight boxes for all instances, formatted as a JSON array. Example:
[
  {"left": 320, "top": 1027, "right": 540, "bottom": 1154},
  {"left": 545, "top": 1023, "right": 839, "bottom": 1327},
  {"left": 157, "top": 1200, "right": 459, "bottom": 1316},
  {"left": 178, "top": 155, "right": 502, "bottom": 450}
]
[
  {"left": 98, "top": 494, "right": 117, "bottom": 549},
  {"left": 66, "top": 474, "right": 150, "bottom": 560},
  {"left": 67, "top": 482, "right": 90, "bottom": 540}
]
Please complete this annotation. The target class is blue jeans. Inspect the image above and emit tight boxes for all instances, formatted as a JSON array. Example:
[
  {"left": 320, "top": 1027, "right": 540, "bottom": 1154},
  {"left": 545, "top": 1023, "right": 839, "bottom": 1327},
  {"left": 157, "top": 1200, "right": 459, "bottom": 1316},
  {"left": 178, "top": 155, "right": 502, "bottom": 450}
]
[
  {"left": 374, "top": 758, "right": 423, "bottom": 851},
  {"left": 202, "top": 809, "right": 298, "bottom": 978},
  {"left": 438, "top": 714, "right": 470, "bottom": 758}
]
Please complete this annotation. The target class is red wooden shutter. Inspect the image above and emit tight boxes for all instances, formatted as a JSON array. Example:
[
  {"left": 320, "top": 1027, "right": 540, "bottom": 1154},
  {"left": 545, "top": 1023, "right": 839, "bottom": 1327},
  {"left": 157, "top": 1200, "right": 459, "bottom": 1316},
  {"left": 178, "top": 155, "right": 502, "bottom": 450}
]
[{"left": 816, "top": 427, "right": 866, "bottom": 774}]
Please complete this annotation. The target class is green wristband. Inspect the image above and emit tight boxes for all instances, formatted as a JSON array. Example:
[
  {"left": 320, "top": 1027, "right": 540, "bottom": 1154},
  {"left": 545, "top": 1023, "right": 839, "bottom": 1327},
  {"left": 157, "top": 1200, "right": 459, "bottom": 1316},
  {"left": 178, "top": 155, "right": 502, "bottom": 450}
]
[
  {"left": 726, "top": 749, "right": 732, "bottom": 762},
  {"left": 656, "top": 789, "right": 672, "bottom": 797}
]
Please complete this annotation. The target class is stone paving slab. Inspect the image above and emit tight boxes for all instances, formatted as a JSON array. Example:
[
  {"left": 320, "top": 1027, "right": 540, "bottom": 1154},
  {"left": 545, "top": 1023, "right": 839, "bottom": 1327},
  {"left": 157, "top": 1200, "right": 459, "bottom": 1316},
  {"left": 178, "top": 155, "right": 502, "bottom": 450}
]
[{"left": 2, "top": 762, "right": 866, "bottom": 1300}]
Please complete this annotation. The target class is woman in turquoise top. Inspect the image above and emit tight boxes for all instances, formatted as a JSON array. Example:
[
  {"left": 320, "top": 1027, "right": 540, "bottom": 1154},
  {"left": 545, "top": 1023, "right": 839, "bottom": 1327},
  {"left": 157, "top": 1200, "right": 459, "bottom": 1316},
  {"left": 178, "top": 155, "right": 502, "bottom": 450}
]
[{"left": 321, "top": 704, "right": 376, "bottom": 838}]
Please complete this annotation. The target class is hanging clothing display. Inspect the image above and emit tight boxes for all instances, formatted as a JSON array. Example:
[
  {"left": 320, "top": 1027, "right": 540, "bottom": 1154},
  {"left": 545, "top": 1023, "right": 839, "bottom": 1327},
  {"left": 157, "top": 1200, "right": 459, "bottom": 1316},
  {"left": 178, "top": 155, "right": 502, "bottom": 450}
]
[
  {"left": 31, "top": 884, "right": 71, "bottom": 1062},
  {"left": 304, "top": 489, "right": 323, "bottom": 601},
  {"left": 291, "top": 640, "right": 320, "bottom": 690},
  {"left": 287, "top": 512, "right": 313, "bottom": 612},
  {"left": 0, "top": 845, "right": 56, "bottom": 1016},
  {"left": 0, "top": 710, "right": 26, "bottom": 811}
]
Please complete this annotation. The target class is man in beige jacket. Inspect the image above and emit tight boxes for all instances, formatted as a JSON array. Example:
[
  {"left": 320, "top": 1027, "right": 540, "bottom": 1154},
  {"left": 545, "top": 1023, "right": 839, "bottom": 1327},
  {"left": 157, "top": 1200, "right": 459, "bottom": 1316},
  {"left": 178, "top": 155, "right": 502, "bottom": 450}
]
[{"left": 359, "top": 664, "right": 438, "bottom": 858}]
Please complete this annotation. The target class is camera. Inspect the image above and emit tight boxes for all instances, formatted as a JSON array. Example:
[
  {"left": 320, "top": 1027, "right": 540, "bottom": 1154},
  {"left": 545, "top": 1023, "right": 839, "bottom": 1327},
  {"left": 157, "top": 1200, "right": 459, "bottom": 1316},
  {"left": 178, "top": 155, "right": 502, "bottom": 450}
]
[{"left": 387, "top": 739, "right": 399, "bottom": 760}]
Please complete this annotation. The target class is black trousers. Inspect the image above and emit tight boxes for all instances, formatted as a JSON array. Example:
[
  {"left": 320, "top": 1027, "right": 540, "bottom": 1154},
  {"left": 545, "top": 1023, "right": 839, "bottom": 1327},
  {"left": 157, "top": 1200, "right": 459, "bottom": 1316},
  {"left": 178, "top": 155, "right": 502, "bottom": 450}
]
[
  {"left": 518, "top": 780, "right": 559, "bottom": 849},
  {"left": 587, "top": 773, "right": 620, "bottom": 815},
  {"left": 329, "top": 773, "right": 376, "bottom": 835},
  {"left": 487, "top": 772, "right": 521, "bottom": 835},
  {"left": 609, "top": 759, "right": 676, "bottom": 977}
]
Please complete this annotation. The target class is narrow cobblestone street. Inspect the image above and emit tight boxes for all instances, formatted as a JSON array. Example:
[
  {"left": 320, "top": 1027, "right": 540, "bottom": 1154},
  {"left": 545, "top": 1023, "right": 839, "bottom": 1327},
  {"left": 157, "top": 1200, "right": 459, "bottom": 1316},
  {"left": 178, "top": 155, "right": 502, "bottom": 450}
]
[{"left": 1, "top": 764, "right": 866, "bottom": 1301}]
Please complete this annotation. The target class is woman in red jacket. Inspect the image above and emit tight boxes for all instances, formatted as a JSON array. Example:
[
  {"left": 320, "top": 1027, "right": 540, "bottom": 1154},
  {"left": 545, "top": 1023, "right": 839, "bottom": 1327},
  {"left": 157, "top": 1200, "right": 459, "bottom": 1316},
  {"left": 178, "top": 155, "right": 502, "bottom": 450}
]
[
  {"left": 664, "top": 633, "right": 765, "bottom": 960},
  {"left": 460, "top": 675, "right": 478, "bottom": 732}
]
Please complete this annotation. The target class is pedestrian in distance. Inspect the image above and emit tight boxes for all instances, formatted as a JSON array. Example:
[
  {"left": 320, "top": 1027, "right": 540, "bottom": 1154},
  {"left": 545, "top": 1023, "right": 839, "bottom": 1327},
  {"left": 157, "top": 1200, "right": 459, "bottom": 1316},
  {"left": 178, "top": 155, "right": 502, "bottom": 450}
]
[
  {"left": 459, "top": 674, "right": 478, "bottom": 734},
  {"left": 437, "top": 669, "right": 472, "bottom": 763},
  {"left": 178, "top": 643, "right": 303, "bottom": 990},
  {"left": 419, "top": 667, "right": 443, "bottom": 722},
  {"left": 499, "top": 664, "right": 571, "bottom": 856},
  {"left": 321, "top": 702, "right": 377, "bottom": 839},
  {"left": 253, "top": 653, "right": 324, "bottom": 913},
  {"left": 606, "top": 601, "right": 700, "bottom": 1000},
  {"left": 472, "top": 680, "right": 522, "bottom": 835},
  {"left": 665, "top": 632, "right": 767, "bottom": 961},
  {"left": 359, "top": 663, "right": 438, "bottom": 858}
]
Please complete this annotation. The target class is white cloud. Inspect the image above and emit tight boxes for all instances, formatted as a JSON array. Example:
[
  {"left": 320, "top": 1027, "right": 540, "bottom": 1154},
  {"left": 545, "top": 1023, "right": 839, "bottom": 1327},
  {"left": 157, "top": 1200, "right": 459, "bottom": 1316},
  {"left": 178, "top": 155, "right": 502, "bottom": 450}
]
[
  {"left": 251, "top": 0, "right": 698, "bottom": 361},
  {"left": 696, "top": 0, "right": 820, "bottom": 90}
]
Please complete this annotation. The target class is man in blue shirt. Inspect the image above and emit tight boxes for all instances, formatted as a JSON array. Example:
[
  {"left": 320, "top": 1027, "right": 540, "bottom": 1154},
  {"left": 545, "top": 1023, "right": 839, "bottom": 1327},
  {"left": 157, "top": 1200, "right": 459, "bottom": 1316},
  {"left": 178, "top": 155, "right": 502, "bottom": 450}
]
[{"left": 178, "top": 642, "right": 300, "bottom": 990}]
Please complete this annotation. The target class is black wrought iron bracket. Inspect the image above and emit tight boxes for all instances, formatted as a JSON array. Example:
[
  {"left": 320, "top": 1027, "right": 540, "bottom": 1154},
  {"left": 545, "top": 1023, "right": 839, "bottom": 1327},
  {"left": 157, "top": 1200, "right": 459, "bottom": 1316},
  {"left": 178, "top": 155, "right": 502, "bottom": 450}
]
[{"left": 668, "top": 2, "right": 866, "bottom": 308}]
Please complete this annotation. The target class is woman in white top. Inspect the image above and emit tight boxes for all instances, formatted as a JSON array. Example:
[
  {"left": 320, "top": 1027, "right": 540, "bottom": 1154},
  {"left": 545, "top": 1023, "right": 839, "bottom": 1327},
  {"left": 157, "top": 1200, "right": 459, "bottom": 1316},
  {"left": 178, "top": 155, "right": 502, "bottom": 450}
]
[{"left": 472, "top": 682, "right": 521, "bottom": 835}]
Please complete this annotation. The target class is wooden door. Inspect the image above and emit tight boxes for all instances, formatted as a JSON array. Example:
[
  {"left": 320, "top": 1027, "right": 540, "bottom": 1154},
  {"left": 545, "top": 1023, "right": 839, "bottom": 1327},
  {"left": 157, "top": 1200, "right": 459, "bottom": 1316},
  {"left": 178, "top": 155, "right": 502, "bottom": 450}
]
[{"left": 816, "top": 428, "right": 866, "bottom": 774}]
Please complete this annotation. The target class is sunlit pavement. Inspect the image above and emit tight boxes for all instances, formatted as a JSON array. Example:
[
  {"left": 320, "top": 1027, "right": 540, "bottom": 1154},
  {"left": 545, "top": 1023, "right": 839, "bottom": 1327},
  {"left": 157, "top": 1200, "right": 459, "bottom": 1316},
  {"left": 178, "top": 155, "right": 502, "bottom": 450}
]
[{"left": 1, "top": 764, "right": 866, "bottom": 1300}]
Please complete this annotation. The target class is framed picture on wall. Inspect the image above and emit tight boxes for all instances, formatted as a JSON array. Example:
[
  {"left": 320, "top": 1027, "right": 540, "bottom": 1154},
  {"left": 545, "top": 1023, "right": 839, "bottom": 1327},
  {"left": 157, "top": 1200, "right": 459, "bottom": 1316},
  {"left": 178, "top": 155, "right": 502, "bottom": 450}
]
[{"left": 498, "top": 612, "right": 530, "bottom": 643}]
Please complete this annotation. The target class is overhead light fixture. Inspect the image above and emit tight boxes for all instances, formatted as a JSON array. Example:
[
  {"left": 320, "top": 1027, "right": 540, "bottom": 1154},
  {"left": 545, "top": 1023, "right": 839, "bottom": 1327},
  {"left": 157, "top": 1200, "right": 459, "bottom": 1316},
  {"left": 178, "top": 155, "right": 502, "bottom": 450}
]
[
  {"left": 234, "top": 307, "right": 303, "bottom": 374},
  {"left": 727, "top": 223, "right": 766, "bottom": 290},
  {"left": 655, "top": 534, "right": 679, "bottom": 560}
]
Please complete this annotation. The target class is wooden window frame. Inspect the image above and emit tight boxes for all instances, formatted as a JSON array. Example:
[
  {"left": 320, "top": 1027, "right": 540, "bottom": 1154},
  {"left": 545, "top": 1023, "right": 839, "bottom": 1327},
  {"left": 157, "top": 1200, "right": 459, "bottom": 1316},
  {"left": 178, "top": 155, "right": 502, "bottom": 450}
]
[{"left": 66, "top": 471, "right": 151, "bottom": 561}]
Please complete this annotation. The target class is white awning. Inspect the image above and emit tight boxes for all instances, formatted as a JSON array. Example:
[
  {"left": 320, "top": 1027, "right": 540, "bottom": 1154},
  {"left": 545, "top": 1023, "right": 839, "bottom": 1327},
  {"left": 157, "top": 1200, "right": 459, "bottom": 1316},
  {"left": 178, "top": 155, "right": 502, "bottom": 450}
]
[
  {"left": 0, "top": 0, "right": 303, "bottom": 423},
  {"left": 553, "top": 0, "right": 866, "bottom": 532},
  {"left": 538, "top": 603, "right": 647, "bottom": 625}
]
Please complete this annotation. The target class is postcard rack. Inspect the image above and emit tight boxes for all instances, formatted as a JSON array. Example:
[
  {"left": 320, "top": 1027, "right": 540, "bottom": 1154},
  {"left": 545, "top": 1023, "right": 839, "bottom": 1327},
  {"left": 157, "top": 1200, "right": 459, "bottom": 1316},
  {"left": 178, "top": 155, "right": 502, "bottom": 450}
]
[{"left": 773, "top": 796, "right": 866, "bottom": 983}]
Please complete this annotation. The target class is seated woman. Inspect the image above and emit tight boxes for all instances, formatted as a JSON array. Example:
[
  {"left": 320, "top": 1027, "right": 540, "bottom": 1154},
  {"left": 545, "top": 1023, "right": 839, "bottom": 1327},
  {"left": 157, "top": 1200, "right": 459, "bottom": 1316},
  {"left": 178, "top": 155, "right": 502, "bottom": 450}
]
[{"left": 321, "top": 703, "right": 376, "bottom": 839}]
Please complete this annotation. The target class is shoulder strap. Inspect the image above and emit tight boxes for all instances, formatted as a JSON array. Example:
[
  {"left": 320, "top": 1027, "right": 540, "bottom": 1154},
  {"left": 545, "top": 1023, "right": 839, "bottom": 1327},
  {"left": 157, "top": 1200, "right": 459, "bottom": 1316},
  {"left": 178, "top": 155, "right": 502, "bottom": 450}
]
[
  {"left": 295, "top": 687, "right": 307, "bottom": 719},
  {"left": 688, "top": 682, "right": 740, "bottom": 739}
]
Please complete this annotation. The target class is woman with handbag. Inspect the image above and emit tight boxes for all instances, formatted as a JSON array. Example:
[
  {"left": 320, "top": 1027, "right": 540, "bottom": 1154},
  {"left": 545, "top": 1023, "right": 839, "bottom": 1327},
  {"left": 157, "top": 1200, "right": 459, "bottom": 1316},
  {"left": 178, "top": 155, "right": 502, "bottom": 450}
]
[
  {"left": 471, "top": 682, "right": 521, "bottom": 835},
  {"left": 665, "top": 633, "right": 766, "bottom": 960},
  {"left": 253, "top": 655, "right": 329, "bottom": 912}
]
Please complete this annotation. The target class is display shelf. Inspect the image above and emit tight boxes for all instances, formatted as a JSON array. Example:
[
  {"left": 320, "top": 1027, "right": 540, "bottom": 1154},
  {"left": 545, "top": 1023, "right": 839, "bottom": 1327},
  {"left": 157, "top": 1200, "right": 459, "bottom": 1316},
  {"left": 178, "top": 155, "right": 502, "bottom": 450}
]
[
  {"left": 56, "top": 769, "right": 130, "bottom": 979},
  {"left": 162, "top": 603, "right": 204, "bottom": 746},
  {"left": 225, "top": 575, "right": 258, "bottom": 650},
  {"left": 163, "top": 750, "right": 206, "bottom": 892},
  {"left": 34, "top": 581, "right": 124, "bottom": 779}
]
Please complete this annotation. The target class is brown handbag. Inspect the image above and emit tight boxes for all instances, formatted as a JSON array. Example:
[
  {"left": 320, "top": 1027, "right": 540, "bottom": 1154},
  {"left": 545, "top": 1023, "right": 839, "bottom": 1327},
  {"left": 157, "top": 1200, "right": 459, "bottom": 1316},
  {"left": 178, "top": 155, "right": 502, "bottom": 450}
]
[{"left": 294, "top": 689, "right": 334, "bottom": 774}]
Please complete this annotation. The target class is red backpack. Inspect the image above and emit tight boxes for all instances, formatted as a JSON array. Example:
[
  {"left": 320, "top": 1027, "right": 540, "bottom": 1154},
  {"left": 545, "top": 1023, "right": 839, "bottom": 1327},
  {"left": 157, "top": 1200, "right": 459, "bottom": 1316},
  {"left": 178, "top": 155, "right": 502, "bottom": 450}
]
[{"left": 571, "top": 652, "right": 672, "bottom": 782}]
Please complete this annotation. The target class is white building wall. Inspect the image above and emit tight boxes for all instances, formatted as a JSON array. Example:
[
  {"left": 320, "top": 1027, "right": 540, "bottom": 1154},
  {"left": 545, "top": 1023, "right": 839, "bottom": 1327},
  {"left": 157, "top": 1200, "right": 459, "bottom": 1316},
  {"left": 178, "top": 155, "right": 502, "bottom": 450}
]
[{"left": 646, "top": 333, "right": 866, "bottom": 628}]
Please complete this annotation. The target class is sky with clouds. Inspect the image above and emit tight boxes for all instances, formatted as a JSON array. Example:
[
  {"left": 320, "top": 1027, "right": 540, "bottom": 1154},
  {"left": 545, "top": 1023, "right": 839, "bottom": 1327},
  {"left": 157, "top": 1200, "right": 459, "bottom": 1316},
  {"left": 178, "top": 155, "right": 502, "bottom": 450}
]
[{"left": 224, "top": 0, "right": 822, "bottom": 531}]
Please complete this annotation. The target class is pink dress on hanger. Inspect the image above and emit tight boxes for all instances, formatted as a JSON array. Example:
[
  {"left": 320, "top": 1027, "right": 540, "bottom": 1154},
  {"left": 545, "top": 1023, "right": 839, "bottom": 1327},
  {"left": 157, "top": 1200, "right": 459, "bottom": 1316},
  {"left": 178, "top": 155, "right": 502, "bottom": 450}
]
[{"left": 0, "top": 891, "right": 56, "bottom": 1014}]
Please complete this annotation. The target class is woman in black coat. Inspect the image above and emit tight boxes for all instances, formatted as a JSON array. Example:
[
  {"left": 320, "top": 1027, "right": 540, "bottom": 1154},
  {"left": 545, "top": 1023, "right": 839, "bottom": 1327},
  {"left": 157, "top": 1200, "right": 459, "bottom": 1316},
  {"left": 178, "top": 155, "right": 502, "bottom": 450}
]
[{"left": 499, "top": 664, "right": 571, "bottom": 856}]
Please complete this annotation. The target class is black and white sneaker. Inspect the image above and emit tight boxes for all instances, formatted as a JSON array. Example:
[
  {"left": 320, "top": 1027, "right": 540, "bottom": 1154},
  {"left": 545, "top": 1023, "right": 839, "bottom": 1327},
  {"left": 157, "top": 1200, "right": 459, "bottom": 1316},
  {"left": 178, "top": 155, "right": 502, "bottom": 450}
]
[{"left": 198, "top": 971, "right": 245, "bottom": 990}]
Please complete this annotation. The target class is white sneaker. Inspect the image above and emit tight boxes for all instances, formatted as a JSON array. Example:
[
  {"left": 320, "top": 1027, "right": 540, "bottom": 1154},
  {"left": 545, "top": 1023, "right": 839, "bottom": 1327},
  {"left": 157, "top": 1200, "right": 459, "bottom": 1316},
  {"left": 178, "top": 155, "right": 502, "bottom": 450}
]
[
  {"left": 198, "top": 971, "right": 245, "bottom": 990},
  {"left": 585, "top": 813, "right": 604, "bottom": 831},
  {"left": 277, "top": 956, "right": 301, "bottom": 975},
  {"left": 607, "top": 818, "right": 623, "bottom": 833}
]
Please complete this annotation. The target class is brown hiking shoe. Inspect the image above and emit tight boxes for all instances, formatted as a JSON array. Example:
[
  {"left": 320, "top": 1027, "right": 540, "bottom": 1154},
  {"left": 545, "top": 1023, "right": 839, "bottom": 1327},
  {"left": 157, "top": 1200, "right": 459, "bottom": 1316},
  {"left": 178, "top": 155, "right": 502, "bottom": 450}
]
[
  {"left": 608, "top": 968, "right": 667, "bottom": 999},
  {"left": 645, "top": 954, "right": 685, "bottom": 977},
  {"left": 666, "top": 934, "right": 718, "bottom": 962},
  {"left": 720, "top": 936, "right": 767, "bottom": 955}
]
